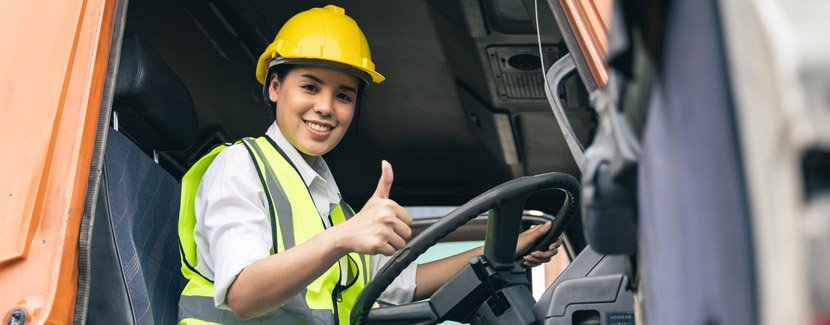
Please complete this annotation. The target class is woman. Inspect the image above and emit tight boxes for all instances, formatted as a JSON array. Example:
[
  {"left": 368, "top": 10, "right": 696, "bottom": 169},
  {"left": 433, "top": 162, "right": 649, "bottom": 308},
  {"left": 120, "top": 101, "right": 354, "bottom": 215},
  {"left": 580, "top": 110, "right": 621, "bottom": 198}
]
[{"left": 177, "top": 5, "right": 560, "bottom": 324}]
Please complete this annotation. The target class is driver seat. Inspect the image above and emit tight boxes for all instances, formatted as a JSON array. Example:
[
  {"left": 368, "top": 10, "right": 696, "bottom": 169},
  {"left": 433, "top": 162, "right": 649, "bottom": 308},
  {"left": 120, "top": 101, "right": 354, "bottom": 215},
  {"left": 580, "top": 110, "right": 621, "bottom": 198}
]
[{"left": 86, "top": 31, "right": 196, "bottom": 324}]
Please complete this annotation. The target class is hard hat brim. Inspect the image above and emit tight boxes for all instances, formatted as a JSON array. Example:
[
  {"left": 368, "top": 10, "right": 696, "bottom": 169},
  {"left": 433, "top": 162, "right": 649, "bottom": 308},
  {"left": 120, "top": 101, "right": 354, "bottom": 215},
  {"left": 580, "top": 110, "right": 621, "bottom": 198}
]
[{"left": 267, "top": 57, "right": 378, "bottom": 85}]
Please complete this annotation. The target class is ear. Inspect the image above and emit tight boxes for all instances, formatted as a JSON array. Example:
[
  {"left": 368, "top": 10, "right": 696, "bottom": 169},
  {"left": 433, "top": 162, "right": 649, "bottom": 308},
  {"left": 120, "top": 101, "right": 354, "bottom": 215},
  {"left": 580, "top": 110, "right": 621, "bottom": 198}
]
[{"left": 268, "top": 72, "right": 281, "bottom": 103}]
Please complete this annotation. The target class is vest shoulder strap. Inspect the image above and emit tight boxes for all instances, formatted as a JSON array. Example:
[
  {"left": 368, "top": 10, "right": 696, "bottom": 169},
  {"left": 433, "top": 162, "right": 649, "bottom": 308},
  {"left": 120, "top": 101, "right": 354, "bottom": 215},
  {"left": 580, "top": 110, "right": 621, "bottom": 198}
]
[
  {"left": 178, "top": 142, "right": 235, "bottom": 282},
  {"left": 239, "top": 137, "right": 285, "bottom": 253}
]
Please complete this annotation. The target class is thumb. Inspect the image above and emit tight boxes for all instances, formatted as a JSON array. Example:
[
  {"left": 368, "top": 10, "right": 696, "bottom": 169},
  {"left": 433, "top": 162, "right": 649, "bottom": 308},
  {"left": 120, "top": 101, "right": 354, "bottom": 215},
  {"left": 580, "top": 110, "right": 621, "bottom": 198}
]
[
  {"left": 518, "top": 221, "right": 551, "bottom": 256},
  {"left": 372, "top": 160, "right": 394, "bottom": 199},
  {"left": 540, "top": 221, "right": 552, "bottom": 233},
  {"left": 531, "top": 221, "right": 552, "bottom": 237}
]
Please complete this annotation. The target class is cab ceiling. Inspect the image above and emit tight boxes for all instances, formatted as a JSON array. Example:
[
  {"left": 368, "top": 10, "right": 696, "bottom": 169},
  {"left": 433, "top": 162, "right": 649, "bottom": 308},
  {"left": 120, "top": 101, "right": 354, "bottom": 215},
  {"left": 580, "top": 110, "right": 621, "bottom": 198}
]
[{"left": 125, "top": 0, "right": 594, "bottom": 212}]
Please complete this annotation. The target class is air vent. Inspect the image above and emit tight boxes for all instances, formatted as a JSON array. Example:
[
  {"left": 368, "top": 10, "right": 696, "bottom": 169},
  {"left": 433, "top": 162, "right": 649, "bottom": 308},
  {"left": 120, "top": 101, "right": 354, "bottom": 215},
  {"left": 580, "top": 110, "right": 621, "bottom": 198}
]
[{"left": 487, "top": 46, "right": 558, "bottom": 100}]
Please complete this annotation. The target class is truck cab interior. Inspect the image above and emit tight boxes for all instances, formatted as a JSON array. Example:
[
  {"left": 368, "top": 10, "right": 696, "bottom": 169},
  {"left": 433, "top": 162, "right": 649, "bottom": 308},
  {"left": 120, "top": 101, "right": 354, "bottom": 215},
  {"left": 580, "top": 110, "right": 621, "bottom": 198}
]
[{"left": 83, "top": 0, "right": 636, "bottom": 324}]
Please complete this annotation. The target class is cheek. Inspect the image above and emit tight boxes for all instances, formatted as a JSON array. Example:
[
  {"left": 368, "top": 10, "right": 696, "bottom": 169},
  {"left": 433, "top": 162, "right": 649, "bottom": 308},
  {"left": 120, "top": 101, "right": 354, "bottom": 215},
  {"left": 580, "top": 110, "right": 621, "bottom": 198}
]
[
  {"left": 275, "top": 106, "right": 293, "bottom": 127},
  {"left": 336, "top": 105, "right": 356, "bottom": 129},
  {"left": 275, "top": 92, "right": 307, "bottom": 120}
]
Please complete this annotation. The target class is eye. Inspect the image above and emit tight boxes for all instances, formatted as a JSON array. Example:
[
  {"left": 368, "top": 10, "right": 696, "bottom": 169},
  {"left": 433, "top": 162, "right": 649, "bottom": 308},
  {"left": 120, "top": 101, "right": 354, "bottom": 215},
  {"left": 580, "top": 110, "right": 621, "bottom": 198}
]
[
  {"left": 302, "top": 84, "right": 319, "bottom": 92},
  {"left": 337, "top": 93, "right": 354, "bottom": 103}
]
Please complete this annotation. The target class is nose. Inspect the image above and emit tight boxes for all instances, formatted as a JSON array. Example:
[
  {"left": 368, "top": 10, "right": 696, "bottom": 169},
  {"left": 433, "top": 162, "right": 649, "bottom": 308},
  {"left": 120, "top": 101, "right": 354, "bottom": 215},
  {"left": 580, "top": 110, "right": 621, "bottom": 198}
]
[{"left": 313, "top": 94, "right": 335, "bottom": 117}]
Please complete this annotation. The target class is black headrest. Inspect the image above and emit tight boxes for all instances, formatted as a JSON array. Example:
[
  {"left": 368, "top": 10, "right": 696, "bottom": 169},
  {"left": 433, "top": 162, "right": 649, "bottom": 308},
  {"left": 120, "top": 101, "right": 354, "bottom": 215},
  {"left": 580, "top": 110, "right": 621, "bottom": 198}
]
[{"left": 114, "top": 32, "right": 197, "bottom": 151}]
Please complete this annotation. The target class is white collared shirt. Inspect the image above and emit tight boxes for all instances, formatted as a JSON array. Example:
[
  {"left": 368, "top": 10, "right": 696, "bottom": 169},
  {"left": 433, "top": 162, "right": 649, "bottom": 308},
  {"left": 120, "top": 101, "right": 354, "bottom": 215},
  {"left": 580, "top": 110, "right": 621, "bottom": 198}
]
[{"left": 194, "top": 122, "right": 417, "bottom": 309}]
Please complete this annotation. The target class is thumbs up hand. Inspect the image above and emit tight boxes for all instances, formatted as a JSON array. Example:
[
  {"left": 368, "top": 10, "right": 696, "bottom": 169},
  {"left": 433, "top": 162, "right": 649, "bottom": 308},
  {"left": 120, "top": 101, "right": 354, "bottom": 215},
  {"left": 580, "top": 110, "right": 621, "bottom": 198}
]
[{"left": 333, "top": 160, "right": 413, "bottom": 256}]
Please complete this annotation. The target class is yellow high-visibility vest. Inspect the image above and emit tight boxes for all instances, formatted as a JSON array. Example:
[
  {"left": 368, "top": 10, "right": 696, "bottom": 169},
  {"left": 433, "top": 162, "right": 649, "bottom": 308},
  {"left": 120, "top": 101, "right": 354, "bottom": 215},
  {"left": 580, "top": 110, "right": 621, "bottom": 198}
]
[{"left": 177, "top": 136, "right": 369, "bottom": 324}]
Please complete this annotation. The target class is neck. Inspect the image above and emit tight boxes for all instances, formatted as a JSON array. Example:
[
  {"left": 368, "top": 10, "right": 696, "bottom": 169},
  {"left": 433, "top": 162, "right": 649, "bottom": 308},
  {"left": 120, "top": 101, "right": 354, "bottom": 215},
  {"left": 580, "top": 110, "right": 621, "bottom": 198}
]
[{"left": 300, "top": 152, "right": 318, "bottom": 166}]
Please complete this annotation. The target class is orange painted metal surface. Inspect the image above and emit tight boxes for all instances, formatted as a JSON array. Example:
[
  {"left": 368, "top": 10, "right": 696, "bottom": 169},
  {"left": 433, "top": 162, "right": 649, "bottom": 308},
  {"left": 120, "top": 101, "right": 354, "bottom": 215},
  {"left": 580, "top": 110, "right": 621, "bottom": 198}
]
[
  {"left": 0, "top": 0, "right": 115, "bottom": 322},
  {"left": 560, "top": 0, "right": 613, "bottom": 88}
]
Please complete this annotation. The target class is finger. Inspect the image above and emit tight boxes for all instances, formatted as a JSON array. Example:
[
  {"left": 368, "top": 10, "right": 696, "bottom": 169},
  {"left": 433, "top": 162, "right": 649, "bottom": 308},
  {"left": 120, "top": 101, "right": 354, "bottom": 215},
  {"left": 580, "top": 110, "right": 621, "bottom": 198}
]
[
  {"left": 522, "top": 256, "right": 544, "bottom": 267},
  {"left": 390, "top": 217, "right": 412, "bottom": 240},
  {"left": 524, "top": 254, "right": 550, "bottom": 265},
  {"left": 392, "top": 203, "right": 413, "bottom": 225},
  {"left": 523, "top": 260, "right": 540, "bottom": 268},
  {"left": 387, "top": 233, "right": 406, "bottom": 250},
  {"left": 549, "top": 240, "right": 562, "bottom": 250},
  {"left": 548, "top": 247, "right": 560, "bottom": 257},
  {"left": 525, "top": 221, "right": 551, "bottom": 240},
  {"left": 379, "top": 242, "right": 396, "bottom": 256},
  {"left": 533, "top": 249, "right": 556, "bottom": 259},
  {"left": 530, "top": 222, "right": 547, "bottom": 230},
  {"left": 372, "top": 160, "right": 394, "bottom": 199}
]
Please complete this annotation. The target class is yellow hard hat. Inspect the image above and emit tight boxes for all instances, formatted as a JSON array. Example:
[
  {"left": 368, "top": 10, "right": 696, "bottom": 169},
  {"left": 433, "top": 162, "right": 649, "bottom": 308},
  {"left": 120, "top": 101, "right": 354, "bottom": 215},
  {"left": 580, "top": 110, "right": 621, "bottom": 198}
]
[{"left": 255, "top": 5, "right": 385, "bottom": 85}]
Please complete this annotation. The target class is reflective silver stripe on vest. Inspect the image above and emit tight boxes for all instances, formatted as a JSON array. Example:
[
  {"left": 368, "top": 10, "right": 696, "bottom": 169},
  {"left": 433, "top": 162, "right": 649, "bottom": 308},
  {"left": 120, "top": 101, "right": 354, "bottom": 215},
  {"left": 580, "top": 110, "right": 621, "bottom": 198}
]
[
  {"left": 241, "top": 138, "right": 323, "bottom": 320},
  {"left": 179, "top": 295, "right": 334, "bottom": 324},
  {"left": 347, "top": 254, "right": 357, "bottom": 286},
  {"left": 361, "top": 254, "right": 369, "bottom": 285},
  {"left": 340, "top": 200, "right": 354, "bottom": 220},
  {"left": 242, "top": 138, "right": 296, "bottom": 249}
]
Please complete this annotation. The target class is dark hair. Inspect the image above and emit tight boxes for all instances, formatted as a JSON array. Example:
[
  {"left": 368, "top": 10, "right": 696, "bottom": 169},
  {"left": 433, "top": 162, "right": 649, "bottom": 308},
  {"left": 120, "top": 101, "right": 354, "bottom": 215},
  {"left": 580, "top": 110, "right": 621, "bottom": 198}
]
[{"left": 263, "top": 64, "right": 366, "bottom": 123}]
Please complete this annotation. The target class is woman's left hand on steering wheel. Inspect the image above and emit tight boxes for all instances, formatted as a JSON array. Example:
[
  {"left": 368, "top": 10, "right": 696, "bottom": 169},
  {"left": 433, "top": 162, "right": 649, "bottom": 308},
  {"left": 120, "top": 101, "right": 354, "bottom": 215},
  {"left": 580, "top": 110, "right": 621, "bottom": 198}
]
[{"left": 515, "top": 221, "right": 563, "bottom": 267}]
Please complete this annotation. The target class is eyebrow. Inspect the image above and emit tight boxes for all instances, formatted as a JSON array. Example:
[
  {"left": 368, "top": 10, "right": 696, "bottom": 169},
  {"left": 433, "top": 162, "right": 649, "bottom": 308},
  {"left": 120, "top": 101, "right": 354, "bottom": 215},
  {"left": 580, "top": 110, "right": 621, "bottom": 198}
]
[{"left": 301, "top": 73, "right": 357, "bottom": 94}]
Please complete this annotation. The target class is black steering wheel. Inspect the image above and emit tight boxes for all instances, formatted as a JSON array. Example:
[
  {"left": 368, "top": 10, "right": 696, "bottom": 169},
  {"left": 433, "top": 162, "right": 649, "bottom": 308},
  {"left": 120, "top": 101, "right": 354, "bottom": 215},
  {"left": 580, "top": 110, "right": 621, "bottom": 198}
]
[{"left": 351, "top": 172, "right": 580, "bottom": 324}]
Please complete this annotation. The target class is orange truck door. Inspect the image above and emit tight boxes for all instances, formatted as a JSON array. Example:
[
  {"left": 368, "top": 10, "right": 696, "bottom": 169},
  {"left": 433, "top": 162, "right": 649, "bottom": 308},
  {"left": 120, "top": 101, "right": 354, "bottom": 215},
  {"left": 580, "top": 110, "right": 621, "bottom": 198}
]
[{"left": 0, "top": 0, "right": 117, "bottom": 322}]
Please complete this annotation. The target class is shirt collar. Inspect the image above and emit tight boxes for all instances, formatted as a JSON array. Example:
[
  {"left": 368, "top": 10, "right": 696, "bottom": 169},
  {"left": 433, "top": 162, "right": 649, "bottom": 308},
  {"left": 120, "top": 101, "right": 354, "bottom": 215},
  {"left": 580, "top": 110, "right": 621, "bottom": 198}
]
[{"left": 265, "top": 122, "right": 341, "bottom": 199}]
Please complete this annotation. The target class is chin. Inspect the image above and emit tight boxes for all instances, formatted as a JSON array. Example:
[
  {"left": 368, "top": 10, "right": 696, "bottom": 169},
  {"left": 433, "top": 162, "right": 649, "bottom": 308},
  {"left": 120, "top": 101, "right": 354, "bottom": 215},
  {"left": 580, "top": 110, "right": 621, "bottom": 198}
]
[
  {"left": 299, "top": 146, "right": 331, "bottom": 157},
  {"left": 307, "top": 141, "right": 340, "bottom": 155}
]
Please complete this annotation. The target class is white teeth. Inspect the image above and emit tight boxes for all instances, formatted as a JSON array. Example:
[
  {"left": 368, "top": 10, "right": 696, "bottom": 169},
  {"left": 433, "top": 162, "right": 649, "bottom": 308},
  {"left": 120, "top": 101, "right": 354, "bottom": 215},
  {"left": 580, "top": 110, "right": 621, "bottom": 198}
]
[{"left": 305, "top": 121, "right": 332, "bottom": 132}]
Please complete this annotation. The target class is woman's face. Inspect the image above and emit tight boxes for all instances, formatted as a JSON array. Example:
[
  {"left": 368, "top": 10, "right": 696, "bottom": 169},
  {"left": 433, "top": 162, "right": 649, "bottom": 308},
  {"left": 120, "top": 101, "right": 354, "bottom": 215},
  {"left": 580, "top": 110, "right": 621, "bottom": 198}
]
[{"left": 269, "top": 66, "right": 359, "bottom": 162}]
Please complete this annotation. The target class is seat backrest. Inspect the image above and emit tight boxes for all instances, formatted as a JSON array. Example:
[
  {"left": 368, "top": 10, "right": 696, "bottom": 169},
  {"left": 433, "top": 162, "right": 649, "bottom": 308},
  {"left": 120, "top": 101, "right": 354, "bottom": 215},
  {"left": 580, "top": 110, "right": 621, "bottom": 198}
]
[{"left": 87, "top": 31, "right": 196, "bottom": 324}]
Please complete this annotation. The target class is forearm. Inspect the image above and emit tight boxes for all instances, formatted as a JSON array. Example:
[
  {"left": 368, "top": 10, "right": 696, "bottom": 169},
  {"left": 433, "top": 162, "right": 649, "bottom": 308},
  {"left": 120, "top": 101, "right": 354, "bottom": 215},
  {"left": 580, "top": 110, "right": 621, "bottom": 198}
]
[
  {"left": 226, "top": 229, "right": 346, "bottom": 320},
  {"left": 413, "top": 246, "right": 484, "bottom": 300}
]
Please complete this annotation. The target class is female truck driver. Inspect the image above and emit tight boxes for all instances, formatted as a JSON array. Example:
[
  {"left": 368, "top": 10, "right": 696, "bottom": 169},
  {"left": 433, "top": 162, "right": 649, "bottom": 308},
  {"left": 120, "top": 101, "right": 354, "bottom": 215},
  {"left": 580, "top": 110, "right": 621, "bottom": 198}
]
[{"left": 177, "top": 5, "right": 561, "bottom": 324}]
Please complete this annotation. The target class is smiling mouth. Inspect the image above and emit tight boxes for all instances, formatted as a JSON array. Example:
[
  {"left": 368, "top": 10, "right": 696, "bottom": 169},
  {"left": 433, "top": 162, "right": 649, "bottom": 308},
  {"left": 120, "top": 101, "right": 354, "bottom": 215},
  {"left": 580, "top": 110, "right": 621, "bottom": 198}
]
[{"left": 305, "top": 120, "right": 333, "bottom": 132}]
